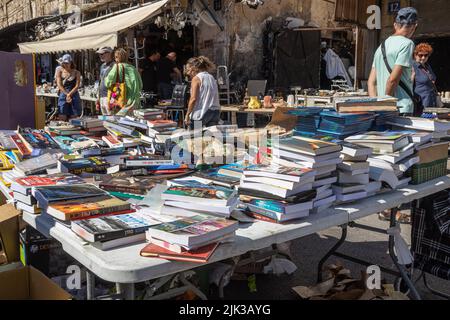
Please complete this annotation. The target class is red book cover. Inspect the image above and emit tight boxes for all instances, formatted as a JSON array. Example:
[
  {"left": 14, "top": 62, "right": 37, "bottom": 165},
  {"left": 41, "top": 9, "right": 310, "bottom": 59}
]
[
  {"left": 244, "top": 211, "right": 281, "bottom": 224},
  {"left": 140, "top": 242, "right": 219, "bottom": 263},
  {"left": 11, "top": 134, "right": 31, "bottom": 157}
]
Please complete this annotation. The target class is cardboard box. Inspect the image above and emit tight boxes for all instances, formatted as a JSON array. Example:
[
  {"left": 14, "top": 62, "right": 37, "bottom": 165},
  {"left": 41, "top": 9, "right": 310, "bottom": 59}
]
[
  {"left": 0, "top": 204, "right": 20, "bottom": 265},
  {"left": 0, "top": 265, "right": 71, "bottom": 300},
  {"left": 417, "top": 142, "right": 449, "bottom": 164}
]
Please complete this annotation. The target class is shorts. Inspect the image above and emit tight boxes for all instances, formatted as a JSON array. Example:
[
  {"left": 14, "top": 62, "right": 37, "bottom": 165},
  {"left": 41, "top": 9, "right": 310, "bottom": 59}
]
[
  {"left": 190, "top": 109, "right": 220, "bottom": 130},
  {"left": 58, "top": 92, "right": 81, "bottom": 117}
]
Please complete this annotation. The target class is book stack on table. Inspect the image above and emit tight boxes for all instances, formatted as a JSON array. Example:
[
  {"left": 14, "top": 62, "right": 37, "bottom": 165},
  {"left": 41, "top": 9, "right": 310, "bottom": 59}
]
[
  {"left": 386, "top": 117, "right": 450, "bottom": 184},
  {"left": 333, "top": 142, "right": 381, "bottom": 203},
  {"left": 70, "top": 117, "right": 107, "bottom": 136},
  {"left": 238, "top": 164, "right": 316, "bottom": 223},
  {"left": 25, "top": 183, "right": 159, "bottom": 251},
  {"left": 160, "top": 180, "right": 239, "bottom": 219},
  {"left": 11, "top": 173, "right": 84, "bottom": 215},
  {"left": 142, "top": 214, "right": 238, "bottom": 263},
  {"left": 345, "top": 132, "right": 417, "bottom": 189},
  {"left": 317, "top": 111, "right": 376, "bottom": 139}
]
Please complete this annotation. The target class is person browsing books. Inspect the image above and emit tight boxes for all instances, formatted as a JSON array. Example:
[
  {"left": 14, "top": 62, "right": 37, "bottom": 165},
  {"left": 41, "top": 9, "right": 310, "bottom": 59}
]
[
  {"left": 368, "top": 7, "right": 418, "bottom": 116},
  {"left": 104, "top": 48, "right": 143, "bottom": 116},
  {"left": 55, "top": 54, "right": 81, "bottom": 121},
  {"left": 96, "top": 46, "right": 115, "bottom": 115},
  {"left": 184, "top": 56, "right": 220, "bottom": 130},
  {"left": 412, "top": 43, "right": 439, "bottom": 111}
]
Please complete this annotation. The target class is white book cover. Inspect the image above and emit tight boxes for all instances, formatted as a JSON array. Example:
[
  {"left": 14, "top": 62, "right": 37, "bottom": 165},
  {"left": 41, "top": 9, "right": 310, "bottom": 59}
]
[
  {"left": 338, "top": 172, "right": 369, "bottom": 184},
  {"left": 313, "top": 176, "right": 338, "bottom": 188},
  {"left": 239, "top": 182, "right": 313, "bottom": 198},
  {"left": 314, "top": 195, "right": 336, "bottom": 208},
  {"left": 336, "top": 191, "right": 367, "bottom": 202},
  {"left": 242, "top": 176, "right": 315, "bottom": 190}
]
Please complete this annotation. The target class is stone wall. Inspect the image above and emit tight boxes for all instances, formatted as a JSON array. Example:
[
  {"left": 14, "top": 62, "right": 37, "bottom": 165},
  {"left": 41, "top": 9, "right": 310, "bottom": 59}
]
[{"left": 196, "top": 0, "right": 336, "bottom": 84}]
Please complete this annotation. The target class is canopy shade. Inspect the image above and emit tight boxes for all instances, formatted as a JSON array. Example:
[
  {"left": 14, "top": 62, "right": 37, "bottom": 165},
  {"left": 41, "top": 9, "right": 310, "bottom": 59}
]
[{"left": 18, "top": 0, "right": 168, "bottom": 54}]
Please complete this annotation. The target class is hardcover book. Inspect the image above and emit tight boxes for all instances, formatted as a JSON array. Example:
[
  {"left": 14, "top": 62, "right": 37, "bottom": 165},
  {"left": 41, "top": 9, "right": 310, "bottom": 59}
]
[
  {"left": 32, "top": 184, "right": 108, "bottom": 208},
  {"left": 46, "top": 195, "right": 132, "bottom": 221},
  {"left": 140, "top": 242, "right": 219, "bottom": 263},
  {"left": 11, "top": 173, "right": 84, "bottom": 195},
  {"left": 162, "top": 184, "right": 237, "bottom": 206}
]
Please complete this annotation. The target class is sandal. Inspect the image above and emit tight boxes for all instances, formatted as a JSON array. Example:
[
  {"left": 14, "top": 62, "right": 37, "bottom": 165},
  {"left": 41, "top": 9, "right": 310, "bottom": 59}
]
[{"left": 378, "top": 210, "right": 411, "bottom": 224}]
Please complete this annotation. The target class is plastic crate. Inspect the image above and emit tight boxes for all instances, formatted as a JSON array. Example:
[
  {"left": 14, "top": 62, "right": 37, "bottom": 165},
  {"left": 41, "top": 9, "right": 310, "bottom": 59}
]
[{"left": 410, "top": 158, "right": 448, "bottom": 185}]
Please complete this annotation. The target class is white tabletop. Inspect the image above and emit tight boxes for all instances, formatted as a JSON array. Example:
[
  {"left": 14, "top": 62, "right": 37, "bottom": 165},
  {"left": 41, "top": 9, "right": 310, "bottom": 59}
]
[
  {"left": 22, "top": 174, "right": 450, "bottom": 284},
  {"left": 23, "top": 209, "right": 347, "bottom": 284}
]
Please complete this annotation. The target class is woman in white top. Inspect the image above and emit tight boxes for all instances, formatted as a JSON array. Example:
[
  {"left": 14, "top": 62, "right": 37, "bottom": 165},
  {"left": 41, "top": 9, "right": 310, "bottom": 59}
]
[{"left": 184, "top": 56, "right": 220, "bottom": 130}]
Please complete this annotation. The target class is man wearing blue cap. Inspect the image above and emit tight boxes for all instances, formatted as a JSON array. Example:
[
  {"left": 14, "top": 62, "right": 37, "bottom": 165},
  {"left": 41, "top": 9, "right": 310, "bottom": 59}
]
[{"left": 368, "top": 7, "right": 418, "bottom": 116}]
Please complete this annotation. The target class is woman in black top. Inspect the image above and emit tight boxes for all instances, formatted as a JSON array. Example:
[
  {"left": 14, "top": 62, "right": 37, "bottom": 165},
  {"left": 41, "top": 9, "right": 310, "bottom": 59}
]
[{"left": 56, "top": 54, "right": 81, "bottom": 121}]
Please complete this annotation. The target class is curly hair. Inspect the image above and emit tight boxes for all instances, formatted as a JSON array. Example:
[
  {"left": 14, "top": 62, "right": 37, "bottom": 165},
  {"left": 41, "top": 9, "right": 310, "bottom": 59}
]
[
  {"left": 414, "top": 43, "right": 433, "bottom": 55},
  {"left": 114, "top": 48, "right": 129, "bottom": 63},
  {"left": 185, "top": 56, "right": 216, "bottom": 75}
]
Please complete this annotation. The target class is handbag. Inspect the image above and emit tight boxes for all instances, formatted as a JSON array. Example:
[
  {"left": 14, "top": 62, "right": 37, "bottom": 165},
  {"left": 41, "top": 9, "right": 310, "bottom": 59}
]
[
  {"left": 419, "top": 66, "right": 444, "bottom": 108},
  {"left": 381, "top": 41, "right": 422, "bottom": 116},
  {"left": 107, "top": 63, "right": 127, "bottom": 110}
]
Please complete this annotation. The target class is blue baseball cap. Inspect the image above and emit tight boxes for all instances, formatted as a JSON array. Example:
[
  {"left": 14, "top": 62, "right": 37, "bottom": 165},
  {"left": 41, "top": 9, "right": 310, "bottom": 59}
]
[{"left": 395, "top": 7, "right": 418, "bottom": 25}]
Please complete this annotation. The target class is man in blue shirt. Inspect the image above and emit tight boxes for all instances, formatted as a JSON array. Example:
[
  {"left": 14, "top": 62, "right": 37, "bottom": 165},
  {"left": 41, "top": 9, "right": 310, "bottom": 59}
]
[
  {"left": 368, "top": 7, "right": 418, "bottom": 115},
  {"left": 95, "top": 46, "right": 114, "bottom": 115}
]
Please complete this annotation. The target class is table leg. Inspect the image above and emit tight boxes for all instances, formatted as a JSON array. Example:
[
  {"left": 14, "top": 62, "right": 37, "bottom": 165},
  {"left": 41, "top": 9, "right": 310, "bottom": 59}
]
[
  {"left": 116, "top": 283, "right": 135, "bottom": 300},
  {"left": 232, "top": 112, "right": 237, "bottom": 125},
  {"left": 317, "top": 224, "right": 348, "bottom": 283},
  {"left": 86, "top": 270, "right": 95, "bottom": 300},
  {"left": 388, "top": 208, "right": 421, "bottom": 300}
]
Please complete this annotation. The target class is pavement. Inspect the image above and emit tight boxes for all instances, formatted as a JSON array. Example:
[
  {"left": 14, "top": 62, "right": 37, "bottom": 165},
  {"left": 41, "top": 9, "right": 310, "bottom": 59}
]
[{"left": 213, "top": 213, "right": 450, "bottom": 300}]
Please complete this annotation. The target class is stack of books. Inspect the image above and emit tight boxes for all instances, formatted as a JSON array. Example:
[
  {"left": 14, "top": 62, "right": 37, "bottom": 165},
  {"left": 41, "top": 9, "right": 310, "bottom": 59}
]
[
  {"left": 287, "top": 108, "right": 323, "bottom": 137},
  {"left": 142, "top": 214, "right": 238, "bottom": 263},
  {"left": 333, "top": 142, "right": 380, "bottom": 203},
  {"left": 133, "top": 108, "right": 165, "bottom": 121},
  {"left": 334, "top": 97, "right": 398, "bottom": 113},
  {"left": 15, "top": 127, "right": 61, "bottom": 158},
  {"left": 11, "top": 173, "right": 84, "bottom": 214},
  {"left": 267, "top": 136, "right": 343, "bottom": 214},
  {"left": 346, "top": 132, "right": 414, "bottom": 189},
  {"left": 70, "top": 117, "right": 106, "bottom": 136},
  {"left": 161, "top": 181, "right": 239, "bottom": 219},
  {"left": 317, "top": 111, "right": 376, "bottom": 139},
  {"left": 72, "top": 209, "right": 162, "bottom": 250},
  {"left": 45, "top": 121, "right": 82, "bottom": 136},
  {"left": 373, "top": 111, "right": 400, "bottom": 131},
  {"left": 238, "top": 164, "right": 317, "bottom": 223},
  {"left": 58, "top": 156, "right": 109, "bottom": 175}
]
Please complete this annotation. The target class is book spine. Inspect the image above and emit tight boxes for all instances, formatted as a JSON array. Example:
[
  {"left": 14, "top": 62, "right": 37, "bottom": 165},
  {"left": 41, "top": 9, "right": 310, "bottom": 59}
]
[
  {"left": 125, "top": 160, "right": 174, "bottom": 166},
  {"left": 246, "top": 205, "right": 282, "bottom": 220},
  {"left": 244, "top": 211, "right": 280, "bottom": 224},
  {"left": 68, "top": 166, "right": 108, "bottom": 175},
  {"left": 93, "top": 225, "right": 149, "bottom": 242},
  {"left": 11, "top": 135, "right": 31, "bottom": 156},
  {"left": 249, "top": 200, "right": 285, "bottom": 214},
  {"left": 68, "top": 207, "right": 133, "bottom": 221},
  {"left": 99, "top": 185, "right": 147, "bottom": 195}
]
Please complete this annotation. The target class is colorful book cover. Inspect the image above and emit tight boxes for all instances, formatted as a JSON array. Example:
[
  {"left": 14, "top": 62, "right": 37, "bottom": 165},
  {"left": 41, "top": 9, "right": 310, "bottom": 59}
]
[
  {"left": 140, "top": 242, "right": 219, "bottom": 263},
  {"left": 163, "top": 185, "right": 235, "bottom": 201},
  {"left": 244, "top": 164, "right": 314, "bottom": 177},
  {"left": 48, "top": 195, "right": 130, "bottom": 216},
  {"left": 33, "top": 184, "right": 107, "bottom": 205},
  {"left": 11, "top": 134, "right": 31, "bottom": 157},
  {"left": 13, "top": 173, "right": 84, "bottom": 188}
]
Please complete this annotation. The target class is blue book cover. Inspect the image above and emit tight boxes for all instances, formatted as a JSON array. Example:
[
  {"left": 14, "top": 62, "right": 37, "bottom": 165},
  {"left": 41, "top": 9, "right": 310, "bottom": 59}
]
[{"left": 32, "top": 184, "right": 107, "bottom": 208}]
